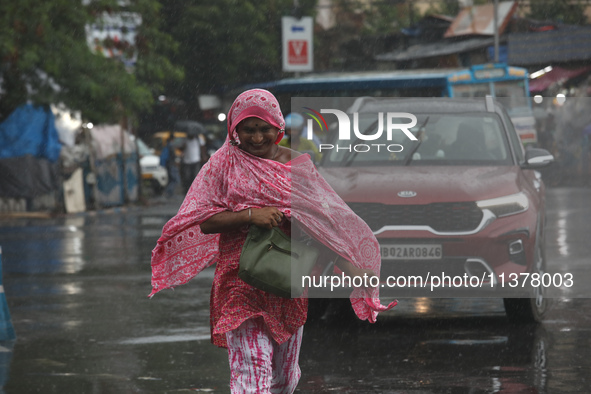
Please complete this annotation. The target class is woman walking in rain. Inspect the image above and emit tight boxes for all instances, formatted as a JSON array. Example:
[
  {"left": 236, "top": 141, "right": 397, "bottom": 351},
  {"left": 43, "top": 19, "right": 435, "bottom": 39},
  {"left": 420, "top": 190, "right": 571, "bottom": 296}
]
[{"left": 150, "top": 89, "right": 396, "bottom": 393}]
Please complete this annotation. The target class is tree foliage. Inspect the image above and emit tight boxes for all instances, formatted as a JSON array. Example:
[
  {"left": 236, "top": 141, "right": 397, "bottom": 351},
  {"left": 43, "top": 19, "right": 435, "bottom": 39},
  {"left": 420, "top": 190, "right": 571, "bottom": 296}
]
[
  {"left": 526, "top": 0, "right": 588, "bottom": 25},
  {"left": 361, "top": 0, "right": 417, "bottom": 34},
  {"left": 0, "top": 0, "right": 183, "bottom": 123},
  {"left": 158, "top": 0, "right": 316, "bottom": 106}
]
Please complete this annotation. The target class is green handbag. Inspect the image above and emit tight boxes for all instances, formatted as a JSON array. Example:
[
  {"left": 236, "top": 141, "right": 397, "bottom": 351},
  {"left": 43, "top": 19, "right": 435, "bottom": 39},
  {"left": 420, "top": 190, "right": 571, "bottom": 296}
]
[{"left": 238, "top": 225, "right": 319, "bottom": 298}]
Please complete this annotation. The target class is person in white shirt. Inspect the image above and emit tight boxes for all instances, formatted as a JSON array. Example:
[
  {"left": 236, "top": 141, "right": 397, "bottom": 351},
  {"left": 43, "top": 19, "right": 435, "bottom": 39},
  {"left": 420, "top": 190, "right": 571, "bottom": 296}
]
[{"left": 181, "top": 130, "right": 208, "bottom": 194}]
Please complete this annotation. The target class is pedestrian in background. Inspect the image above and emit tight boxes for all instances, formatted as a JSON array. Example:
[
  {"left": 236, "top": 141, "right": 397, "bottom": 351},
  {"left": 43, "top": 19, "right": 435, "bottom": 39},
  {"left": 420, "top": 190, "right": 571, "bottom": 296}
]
[
  {"left": 150, "top": 89, "right": 396, "bottom": 393},
  {"left": 279, "top": 113, "right": 321, "bottom": 163},
  {"left": 160, "top": 131, "right": 180, "bottom": 197},
  {"left": 180, "top": 127, "right": 208, "bottom": 194}
]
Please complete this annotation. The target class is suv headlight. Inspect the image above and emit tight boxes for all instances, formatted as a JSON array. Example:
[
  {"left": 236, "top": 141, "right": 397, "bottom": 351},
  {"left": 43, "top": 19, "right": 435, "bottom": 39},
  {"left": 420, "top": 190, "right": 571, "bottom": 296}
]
[{"left": 476, "top": 192, "right": 529, "bottom": 218}]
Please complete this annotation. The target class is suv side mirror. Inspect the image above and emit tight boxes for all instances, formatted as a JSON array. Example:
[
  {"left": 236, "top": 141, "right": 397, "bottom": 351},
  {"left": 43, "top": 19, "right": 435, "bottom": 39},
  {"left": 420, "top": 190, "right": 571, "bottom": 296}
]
[{"left": 522, "top": 147, "right": 554, "bottom": 169}]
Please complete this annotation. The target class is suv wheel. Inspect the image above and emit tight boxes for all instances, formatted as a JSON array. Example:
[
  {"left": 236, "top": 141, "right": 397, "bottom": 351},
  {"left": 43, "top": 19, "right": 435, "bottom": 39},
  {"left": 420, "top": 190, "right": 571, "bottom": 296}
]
[
  {"left": 504, "top": 236, "right": 548, "bottom": 324},
  {"left": 503, "top": 296, "right": 546, "bottom": 324}
]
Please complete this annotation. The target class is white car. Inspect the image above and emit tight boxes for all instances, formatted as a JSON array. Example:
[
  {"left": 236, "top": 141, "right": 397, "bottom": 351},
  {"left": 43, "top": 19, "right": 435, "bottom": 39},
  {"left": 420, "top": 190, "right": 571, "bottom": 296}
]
[{"left": 137, "top": 138, "right": 168, "bottom": 193}]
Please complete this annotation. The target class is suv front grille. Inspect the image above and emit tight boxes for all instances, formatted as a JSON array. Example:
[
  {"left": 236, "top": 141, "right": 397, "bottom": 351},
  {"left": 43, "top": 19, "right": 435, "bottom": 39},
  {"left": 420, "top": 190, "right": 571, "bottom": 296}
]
[{"left": 348, "top": 202, "right": 483, "bottom": 233}]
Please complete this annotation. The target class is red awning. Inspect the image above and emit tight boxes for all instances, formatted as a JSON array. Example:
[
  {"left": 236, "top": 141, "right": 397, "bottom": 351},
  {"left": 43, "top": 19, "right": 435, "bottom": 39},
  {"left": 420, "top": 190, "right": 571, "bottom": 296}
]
[{"left": 529, "top": 66, "right": 591, "bottom": 92}]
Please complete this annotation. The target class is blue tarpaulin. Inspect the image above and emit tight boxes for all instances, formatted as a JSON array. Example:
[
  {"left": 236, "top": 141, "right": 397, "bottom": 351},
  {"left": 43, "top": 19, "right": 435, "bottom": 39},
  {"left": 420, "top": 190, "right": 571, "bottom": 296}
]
[
  {"left": 0, "top": 104, "right": 62, "bottom": 162},
  {"left": 0, "top": 105, "right": 62, "bottom": 198}
]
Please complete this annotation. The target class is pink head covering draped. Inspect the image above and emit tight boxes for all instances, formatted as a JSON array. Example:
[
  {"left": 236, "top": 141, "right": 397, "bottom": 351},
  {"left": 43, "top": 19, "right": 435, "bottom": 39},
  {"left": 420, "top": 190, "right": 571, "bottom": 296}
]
[
  {"left": 150, "top": 89, "right": 396, "bottom": 323},
  {"left": 227, "top": 89, "right": 285, "bottom": 145}
]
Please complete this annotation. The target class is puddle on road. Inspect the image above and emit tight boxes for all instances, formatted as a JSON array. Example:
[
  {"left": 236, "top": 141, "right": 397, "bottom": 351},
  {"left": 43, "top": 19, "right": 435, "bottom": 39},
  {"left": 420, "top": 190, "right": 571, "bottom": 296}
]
[
  {"left": 421, "top": 336, "right": 509, "bottom": 346},
  {"left": 117, "top": 333, "right": 211, "bottom": 345}
]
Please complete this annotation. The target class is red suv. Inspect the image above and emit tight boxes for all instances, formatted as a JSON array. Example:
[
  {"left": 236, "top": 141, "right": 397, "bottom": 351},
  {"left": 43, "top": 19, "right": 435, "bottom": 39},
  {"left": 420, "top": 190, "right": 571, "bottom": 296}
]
[{"left": 316, "top": 98, "right": 554, "bottom": 324}]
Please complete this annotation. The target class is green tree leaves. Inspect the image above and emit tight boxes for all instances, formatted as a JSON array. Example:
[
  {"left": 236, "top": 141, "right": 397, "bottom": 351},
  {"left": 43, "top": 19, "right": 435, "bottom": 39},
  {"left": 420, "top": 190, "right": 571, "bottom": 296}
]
[
  {"left": 527, "top": 0, "right": 587, "bottom": 25},
  {"left": 0, "top": 0, "right": 182, "bottom": 124},
  {"left": 159, "top": 0, "right": 315, "bottom": 104}
]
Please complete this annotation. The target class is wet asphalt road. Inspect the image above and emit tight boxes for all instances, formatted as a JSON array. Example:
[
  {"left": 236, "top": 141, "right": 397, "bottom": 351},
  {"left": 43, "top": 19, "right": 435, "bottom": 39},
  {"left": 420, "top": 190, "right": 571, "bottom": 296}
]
[{"left": 0, "top": 187, "right": 590, "bottom": 393}]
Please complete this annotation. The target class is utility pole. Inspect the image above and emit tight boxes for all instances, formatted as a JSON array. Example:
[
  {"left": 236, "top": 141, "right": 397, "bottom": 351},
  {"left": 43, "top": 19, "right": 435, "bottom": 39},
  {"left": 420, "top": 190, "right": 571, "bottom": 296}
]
[{"left": 493, "top": 0, "right": 499, "bottom": 62}]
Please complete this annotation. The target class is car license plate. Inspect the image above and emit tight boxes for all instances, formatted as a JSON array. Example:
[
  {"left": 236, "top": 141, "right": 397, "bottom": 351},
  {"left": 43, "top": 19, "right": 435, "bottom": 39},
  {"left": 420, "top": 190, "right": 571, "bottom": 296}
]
[{"left": 380, "top": 244, "right": 442, "bottom": 260}]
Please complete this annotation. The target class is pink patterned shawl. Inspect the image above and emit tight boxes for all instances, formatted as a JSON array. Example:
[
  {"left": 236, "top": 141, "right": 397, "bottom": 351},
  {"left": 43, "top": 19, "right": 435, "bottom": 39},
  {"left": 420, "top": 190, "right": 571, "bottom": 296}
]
[{"left": 150, "top": 89, "right": 396, "bottom": 323}]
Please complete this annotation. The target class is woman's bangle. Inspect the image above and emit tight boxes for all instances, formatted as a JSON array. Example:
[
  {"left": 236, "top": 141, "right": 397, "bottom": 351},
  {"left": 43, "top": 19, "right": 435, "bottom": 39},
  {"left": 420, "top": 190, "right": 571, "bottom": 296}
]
[{"left": 248, "top": 208, "right": 252, "bottom": 224}]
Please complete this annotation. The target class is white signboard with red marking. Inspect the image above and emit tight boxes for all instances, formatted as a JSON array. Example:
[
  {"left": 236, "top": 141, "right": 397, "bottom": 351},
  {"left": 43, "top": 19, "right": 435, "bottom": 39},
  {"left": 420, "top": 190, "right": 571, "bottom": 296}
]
[{"left": 282, "top": 16, "right": 313, "bottom": 72}]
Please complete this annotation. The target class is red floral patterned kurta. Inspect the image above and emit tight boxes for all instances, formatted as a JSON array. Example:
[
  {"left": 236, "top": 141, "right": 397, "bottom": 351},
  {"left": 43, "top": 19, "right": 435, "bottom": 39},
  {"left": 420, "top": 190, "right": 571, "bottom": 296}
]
[{"left": 210, "top": 224, "right": 307, "bottom": 348}]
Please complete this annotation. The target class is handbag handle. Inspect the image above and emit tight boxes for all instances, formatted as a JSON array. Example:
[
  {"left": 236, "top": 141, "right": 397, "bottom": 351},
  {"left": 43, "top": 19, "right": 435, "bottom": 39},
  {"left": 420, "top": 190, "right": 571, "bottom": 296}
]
[{"left": 268, "top": 241, "right": 299, "bottom": 258}]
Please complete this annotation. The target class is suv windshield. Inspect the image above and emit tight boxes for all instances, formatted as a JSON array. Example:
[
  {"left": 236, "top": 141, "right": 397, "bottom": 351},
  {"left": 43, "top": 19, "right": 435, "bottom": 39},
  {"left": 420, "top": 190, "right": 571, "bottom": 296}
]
[{"left": 321, "top": 112, "right": 512, "bottom": 167}]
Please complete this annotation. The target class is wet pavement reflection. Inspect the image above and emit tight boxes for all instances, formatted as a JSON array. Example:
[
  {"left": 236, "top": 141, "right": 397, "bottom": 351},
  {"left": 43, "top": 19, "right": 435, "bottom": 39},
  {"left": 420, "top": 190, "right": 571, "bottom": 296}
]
[{"left": 0, "top": 188, "right": 589, "bottom": 393}]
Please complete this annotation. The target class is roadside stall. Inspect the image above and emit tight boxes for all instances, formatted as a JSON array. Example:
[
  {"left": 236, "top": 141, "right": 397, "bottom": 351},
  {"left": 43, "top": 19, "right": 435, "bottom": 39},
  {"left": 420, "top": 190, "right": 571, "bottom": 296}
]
[
  {"left": 0, "top": 104, "right": 62, "bottom": 213},
  {"left": 86, "top": 124, "right": 139, "bottom": 207}
]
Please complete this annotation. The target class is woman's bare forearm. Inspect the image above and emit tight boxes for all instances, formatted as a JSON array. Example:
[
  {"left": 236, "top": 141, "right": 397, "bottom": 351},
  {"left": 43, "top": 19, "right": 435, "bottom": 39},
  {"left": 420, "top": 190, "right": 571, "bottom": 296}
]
[
  {"left": 200, "top": 210, "right": 250, "bottom": 234},
  {"left": 199, "top": 207, "right": 285, "bottom": 234}
]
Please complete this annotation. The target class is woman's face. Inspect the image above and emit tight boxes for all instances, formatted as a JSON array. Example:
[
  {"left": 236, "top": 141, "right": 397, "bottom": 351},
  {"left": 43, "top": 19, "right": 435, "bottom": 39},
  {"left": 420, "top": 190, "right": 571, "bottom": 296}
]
[{"left": 236, "top": 117, "right": 280, "bottom": 158}]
